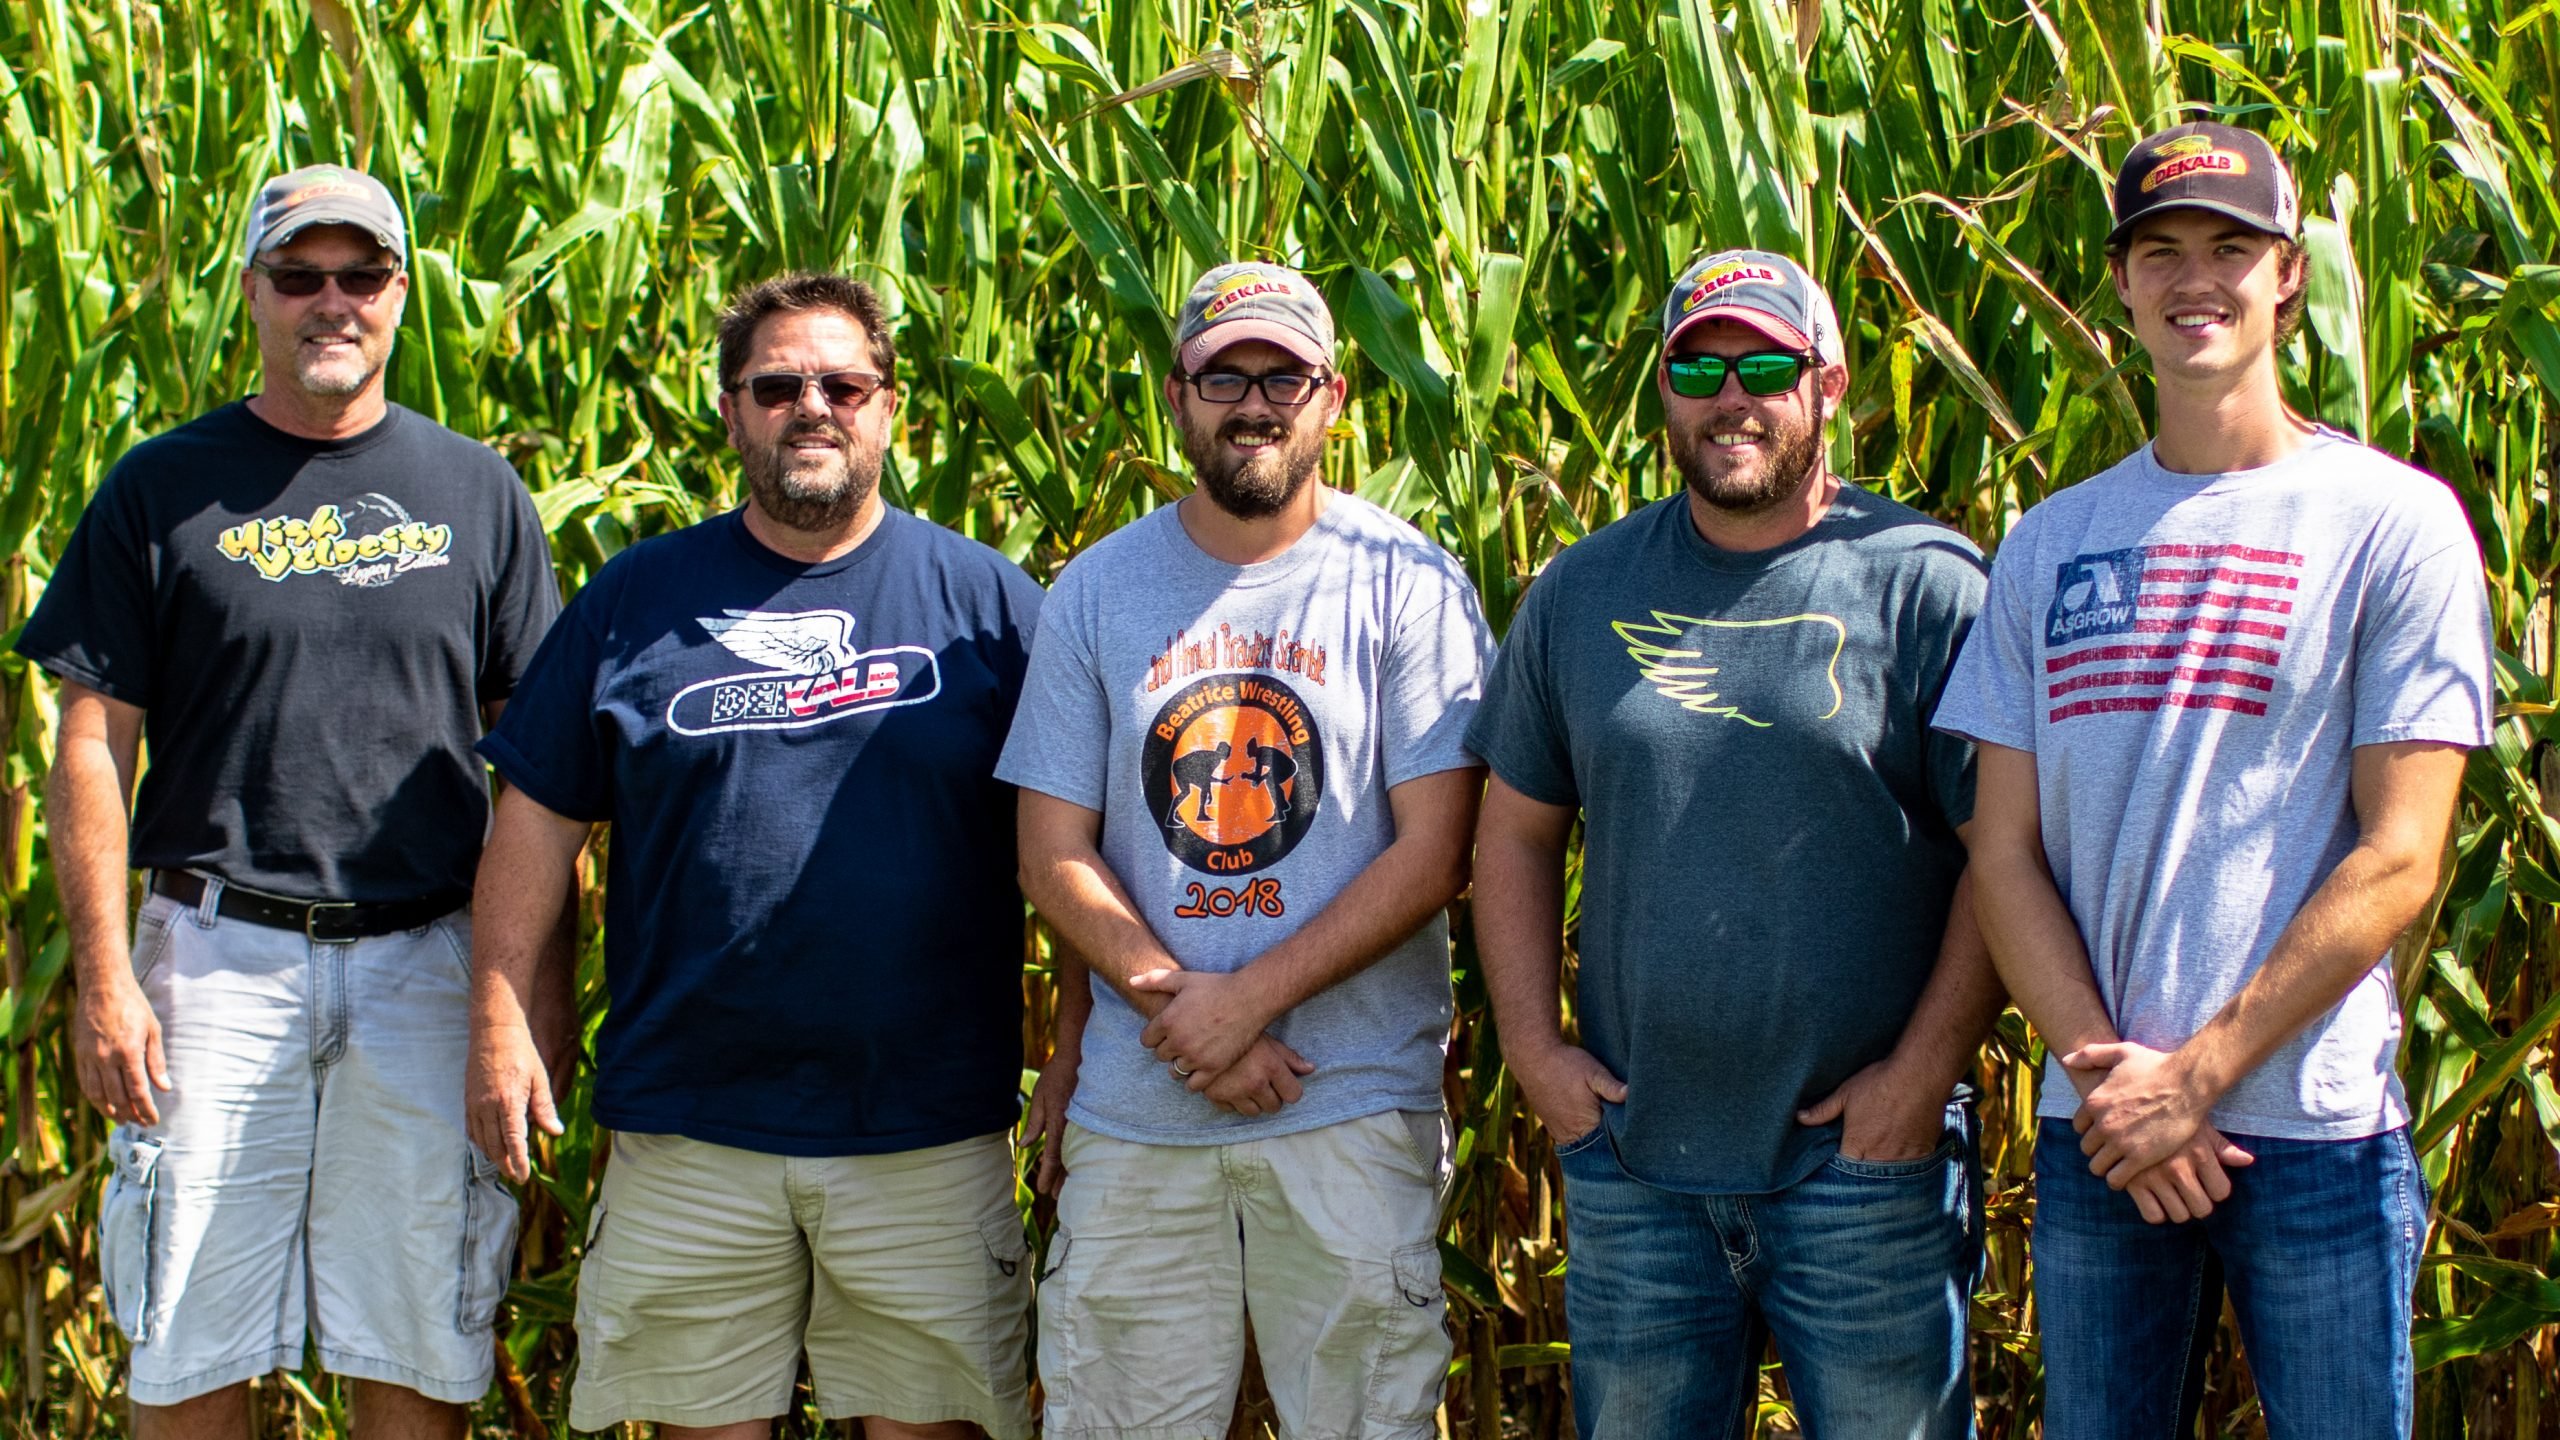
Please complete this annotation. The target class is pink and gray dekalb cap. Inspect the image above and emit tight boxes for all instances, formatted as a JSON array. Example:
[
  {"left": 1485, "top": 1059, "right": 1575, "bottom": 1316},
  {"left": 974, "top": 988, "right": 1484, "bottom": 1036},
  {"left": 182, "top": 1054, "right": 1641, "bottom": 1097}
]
[
  {"left": 241, "top": 164, "right": 407, "bottom": 265},
  {"left": 1660, "top": 249, "right": 1844, "bottom": 363},
  {"left": 1174, "top": 262, "right": 1336, "bottom": 373}
]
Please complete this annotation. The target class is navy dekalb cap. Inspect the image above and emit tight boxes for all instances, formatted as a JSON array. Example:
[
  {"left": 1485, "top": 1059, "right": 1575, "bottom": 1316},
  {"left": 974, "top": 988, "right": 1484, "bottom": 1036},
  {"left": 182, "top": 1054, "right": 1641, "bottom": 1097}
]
[
  {"left": 242, "top": 164, "right": 407, "bottom": 265},
  {"left": 2108, "top": 123, "right": 2300, "bottom": 248}
]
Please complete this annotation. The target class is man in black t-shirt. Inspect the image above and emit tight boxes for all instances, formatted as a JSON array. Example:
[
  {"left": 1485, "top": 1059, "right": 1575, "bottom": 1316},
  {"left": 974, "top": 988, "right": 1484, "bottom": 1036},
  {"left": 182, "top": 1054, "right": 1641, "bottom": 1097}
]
[{"left": 17, "top": 166, "right": 562, "bottom": 1438}]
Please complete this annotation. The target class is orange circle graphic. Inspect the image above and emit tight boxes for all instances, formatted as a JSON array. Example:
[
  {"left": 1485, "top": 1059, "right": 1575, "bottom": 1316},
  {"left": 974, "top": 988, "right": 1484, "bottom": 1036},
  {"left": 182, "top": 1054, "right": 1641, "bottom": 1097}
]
[{"left": 1167, "top": 706, "right": 1297, "bottom": 846}]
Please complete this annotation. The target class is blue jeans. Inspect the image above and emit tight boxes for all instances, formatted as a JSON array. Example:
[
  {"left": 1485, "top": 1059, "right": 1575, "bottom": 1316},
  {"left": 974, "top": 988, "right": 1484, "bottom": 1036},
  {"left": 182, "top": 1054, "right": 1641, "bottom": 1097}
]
[
  {"left": 1558, "top": 1104, "right": 1981, "bottom": 1440},
  {"left": 2032, "top": 1118, "right": 2424, "bottom": 1439}
]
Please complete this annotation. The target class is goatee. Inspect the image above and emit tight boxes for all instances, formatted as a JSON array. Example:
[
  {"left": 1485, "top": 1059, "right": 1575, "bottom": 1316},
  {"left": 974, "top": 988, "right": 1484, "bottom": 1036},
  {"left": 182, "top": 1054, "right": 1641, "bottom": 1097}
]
[
  {"left": 740, "top": 418, "right": 880, "bottom": 533},
  {"left": 1673, "top": 397, "right": 1826, "bottom": 516},
  {"left": 1183, "top": 415, "right": 1325, "bottom": 520}
]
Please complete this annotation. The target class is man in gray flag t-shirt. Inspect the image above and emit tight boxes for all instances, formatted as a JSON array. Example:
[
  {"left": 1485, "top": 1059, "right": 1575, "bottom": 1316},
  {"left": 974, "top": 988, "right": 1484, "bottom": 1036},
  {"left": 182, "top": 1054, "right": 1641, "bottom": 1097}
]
[{"left": 998, "top": 262, "right": 1492, "bottom": 1436}]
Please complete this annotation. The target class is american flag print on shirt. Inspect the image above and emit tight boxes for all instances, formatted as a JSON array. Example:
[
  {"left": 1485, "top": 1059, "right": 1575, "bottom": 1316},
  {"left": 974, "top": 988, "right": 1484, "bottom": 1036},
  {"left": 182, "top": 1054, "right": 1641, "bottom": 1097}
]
[{"left": 2040, "top": 543, "right": 2303, "bottom": 723}]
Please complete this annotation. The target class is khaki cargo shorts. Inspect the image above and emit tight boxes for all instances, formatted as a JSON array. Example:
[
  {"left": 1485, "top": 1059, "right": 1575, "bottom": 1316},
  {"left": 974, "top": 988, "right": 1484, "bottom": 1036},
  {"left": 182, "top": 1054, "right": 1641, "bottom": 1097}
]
[
  {"left": 1039, "top": 1108, "right": 1453, "bottom": 1439},
  {"left": 569, "top": 1129, "right": 1033, "bottom": 1436}
]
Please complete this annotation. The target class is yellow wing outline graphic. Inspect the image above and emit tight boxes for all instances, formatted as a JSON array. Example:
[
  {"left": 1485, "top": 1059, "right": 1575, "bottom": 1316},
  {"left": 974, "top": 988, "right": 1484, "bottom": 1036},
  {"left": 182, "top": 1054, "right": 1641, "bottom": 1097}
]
[{"left": 1611, "top": 610, "right": 1848, "bottom": 726}]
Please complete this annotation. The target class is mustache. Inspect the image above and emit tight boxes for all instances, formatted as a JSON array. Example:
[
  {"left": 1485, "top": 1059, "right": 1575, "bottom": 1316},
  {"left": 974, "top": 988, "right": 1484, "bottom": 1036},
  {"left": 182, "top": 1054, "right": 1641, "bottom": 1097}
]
[{"left": 780, "top": 419, "right": 852, "bottom": 447}]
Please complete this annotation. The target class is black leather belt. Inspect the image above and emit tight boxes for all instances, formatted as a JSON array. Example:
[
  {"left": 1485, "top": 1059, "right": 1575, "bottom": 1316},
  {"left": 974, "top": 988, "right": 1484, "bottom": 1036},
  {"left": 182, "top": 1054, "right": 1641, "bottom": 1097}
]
[{"left": 150, "top": 871, "right": 466, "bottom": 943}]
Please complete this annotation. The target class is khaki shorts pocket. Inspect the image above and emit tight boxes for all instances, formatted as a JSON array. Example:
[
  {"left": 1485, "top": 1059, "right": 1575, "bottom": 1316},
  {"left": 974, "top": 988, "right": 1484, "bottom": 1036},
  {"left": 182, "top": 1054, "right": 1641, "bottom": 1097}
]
[
  {"left": 980, "top": 1210, "right": 1029, "bottom": 1281},
  {"left": 100, "top": 1129, "right": 164, "bottom": 1343},
  {"left": 457, "top": 1151, "right": 519, "bottom": 1334},
  {"left": 1389, "top": 1239, "right": 1441, "bottom": 1309}
]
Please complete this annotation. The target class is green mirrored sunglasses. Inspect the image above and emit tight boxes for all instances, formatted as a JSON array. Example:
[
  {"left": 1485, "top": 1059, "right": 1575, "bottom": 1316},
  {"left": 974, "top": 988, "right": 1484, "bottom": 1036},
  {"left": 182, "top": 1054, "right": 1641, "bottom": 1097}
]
[{"left": 1663, "top": 349, "right": 1818, "bottom": 399}]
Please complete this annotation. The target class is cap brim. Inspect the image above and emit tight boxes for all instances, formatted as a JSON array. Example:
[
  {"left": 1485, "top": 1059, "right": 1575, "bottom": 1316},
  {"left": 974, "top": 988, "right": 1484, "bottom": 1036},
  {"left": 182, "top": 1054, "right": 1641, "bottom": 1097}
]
[
  {"left": 1666, "top": 305, "right": 1814, "bottom": 352},
  {"left": 1179, "top": 319, "right": 1329, "bottom": 373},
  {"left": 250, "top": 204, "right": 404, "bottom": 260},
  {"left": 2106, "top": 198, "right": 2292, "bottom": 249}
]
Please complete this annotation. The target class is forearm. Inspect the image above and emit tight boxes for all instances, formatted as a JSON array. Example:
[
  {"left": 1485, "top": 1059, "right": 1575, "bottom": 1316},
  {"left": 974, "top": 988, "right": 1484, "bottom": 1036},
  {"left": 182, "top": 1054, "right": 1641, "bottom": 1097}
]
[
  {"left": 1229, "top": 826, "right": 1470, "bottom": 1023},
  {"left": 1020, "top": 845, "right": 1183, "bottom": 1017},
  {"left": 1048, "top": 942, "right": 1095, "bottom": 1060},
  {"left": 1473, "top": 827, "right": 1572, "bottom": 1059},
  {"left": 49, "top": 736, "right": 138, "bottom": 990},
  {"left": 1880, "top": 868, "right": 2008, "bottom": 1095},
  {"left": 1969, "top": 841, "right": 2119, "bottom": 1076},
  {"left": 470, "top": 803, "right": 587, "bottom": 1042},
  {"left": 2178, "top": 839, "right": 2443, "bottom": 1100}
]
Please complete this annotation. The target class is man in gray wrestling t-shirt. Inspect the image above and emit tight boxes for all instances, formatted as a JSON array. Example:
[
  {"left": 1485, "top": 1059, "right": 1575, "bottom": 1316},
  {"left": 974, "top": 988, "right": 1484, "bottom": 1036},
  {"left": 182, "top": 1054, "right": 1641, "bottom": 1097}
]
[{"left": 1000, "top": 262, "right": 1492, "bottom": 1438}]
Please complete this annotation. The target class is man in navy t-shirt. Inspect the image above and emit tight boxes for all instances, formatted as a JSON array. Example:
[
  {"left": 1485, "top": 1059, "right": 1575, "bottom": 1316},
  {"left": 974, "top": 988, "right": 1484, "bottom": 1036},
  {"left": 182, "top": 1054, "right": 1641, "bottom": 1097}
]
[{"left": 466, "top": 273, "right": 1043, "bottom": 1440}]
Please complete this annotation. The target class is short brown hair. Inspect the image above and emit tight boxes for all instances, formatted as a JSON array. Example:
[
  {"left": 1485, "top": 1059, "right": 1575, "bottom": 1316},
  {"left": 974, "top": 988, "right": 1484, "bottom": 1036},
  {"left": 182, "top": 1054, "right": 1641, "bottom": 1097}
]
[{"left": 714, "top": 272, "right": 898, "bottom": 392}]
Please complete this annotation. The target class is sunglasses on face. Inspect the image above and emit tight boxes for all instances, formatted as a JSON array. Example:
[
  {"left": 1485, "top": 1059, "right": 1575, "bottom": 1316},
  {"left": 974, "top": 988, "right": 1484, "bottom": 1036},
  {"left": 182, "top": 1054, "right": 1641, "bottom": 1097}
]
[
  {"left": 1182, "top": 370, "right": 1331, "bottom": 406},
  {"left": 1662, "top": 349, "right": 1820, "bottom": 399},
  {"left": 732, "top": 370, "right": 890, "bottom": 410},
  {"left": 253, "top": 262, "right": 401, "bottom": 298}
]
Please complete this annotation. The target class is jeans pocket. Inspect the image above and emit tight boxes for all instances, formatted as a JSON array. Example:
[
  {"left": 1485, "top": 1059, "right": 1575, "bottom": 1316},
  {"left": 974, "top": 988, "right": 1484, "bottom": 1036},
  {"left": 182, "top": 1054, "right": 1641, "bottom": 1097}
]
[
  {"left": 1554, "top": 1124, "right": 1608, "bottom": 1159},
  {"left": 1825, "top": 1136, "right": 1957, "bottom": 1180},
  {"left": 100, "top": 1129, "right": 164, "bottom": 1344},
  {"left": 129, "top": 901, "right": 178, "bottom": 986},
  {"left": 456, "top": 1151, "right": 519, "bottom": 1334}
]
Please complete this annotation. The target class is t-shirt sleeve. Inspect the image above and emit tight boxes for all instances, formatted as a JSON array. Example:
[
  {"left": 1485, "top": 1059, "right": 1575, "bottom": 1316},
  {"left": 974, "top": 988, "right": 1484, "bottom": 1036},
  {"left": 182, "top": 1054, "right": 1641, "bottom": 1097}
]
[
  {"left": 478, "top": 463, "right": 561, "bottom": 704},
  {"left": 1464, "top": 569, "right": 1578, "bottom": 806},
  {"left": 993, "top": 569, "right": 1109, "bottom": 812},
  {"left": 2352, "top": 516, "right": 2494, "bottom": 749},
  {"left": 476, "top": 581, "right": 613, "bottom": 823},
  {"left": 1912, "top": 542, "right": 1990, "bottom": 829},
  {"left": 17, "top": 465, "right": 158, "bottom": 704},
  {"left": 1381, "top": 561, "right": 1495, "bottom": 787},
  {"left": 1930, "top": 524, "right": 2044, "bottom": 755}
]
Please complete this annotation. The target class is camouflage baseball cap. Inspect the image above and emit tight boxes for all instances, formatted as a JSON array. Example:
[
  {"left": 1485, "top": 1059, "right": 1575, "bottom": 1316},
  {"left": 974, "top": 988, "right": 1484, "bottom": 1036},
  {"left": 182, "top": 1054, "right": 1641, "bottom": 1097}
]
[
  {"left": 242, "top": 164, "right": 407, "bottom": 265},
  {"left": 1174, "top": 263, "right": 1335, "bottom": 373},
  {"left": 1660, "top": 250, "right": 1843, "bottom": 363}
]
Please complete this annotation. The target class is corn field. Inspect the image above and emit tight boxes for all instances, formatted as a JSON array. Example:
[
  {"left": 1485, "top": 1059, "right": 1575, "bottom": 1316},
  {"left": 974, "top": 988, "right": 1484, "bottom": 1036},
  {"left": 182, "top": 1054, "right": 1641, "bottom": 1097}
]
[{"left": 0, "top": 0, "right": 2555, "bottom": 1433}]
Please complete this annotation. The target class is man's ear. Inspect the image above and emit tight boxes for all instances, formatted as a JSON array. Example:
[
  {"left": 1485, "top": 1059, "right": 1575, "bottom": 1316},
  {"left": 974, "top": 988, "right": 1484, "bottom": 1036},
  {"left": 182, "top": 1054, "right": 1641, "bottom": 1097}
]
[
  {"left": 715, "top": 390, "right": 740, "bottom": 448},
  {"left": 2108, "top": 253, "right": 2132, "bottom": 308},
  {"left": 1817, "top": 358, "right": 1849, "bottom": 410}
]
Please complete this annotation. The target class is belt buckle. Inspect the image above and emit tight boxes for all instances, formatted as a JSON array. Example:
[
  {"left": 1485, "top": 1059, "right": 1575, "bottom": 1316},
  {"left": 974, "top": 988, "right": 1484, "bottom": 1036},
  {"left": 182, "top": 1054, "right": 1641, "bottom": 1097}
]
[{"left": 304, "top": 901, "right": 361, "bottom": 943}]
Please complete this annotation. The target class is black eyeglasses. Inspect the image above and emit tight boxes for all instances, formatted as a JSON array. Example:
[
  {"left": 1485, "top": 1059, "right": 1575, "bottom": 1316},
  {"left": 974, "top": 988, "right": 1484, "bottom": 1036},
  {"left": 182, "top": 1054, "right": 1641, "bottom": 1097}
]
[
  {"left": 731, "top": 370, "right": 890, "bottom": 409},
  {"left": 1663, "top": 350, "right": 1819, "bottom": 399},
  {"left": 1182, "top": 370, "right": 1331, "bottom": 406},
  {"left": 253, "top": 262, "right": 402, "bottom": 298}
]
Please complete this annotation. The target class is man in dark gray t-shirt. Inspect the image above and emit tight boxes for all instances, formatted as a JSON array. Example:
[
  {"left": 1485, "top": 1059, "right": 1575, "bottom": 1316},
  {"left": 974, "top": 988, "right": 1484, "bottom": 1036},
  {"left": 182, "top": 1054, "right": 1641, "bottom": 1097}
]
[{"left": 1469, "top": 250, "right": 2000, "bottom": 1439}]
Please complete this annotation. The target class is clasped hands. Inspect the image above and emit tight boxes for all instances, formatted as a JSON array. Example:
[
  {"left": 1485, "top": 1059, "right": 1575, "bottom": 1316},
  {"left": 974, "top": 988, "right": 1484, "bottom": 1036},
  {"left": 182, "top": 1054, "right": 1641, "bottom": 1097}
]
[
  {"left": 1130, "top": 968, "right": 1314, "bottom": 1118},
  {"left": 2063, "top": 1038, "right": 2254, "bottom": 1225}
]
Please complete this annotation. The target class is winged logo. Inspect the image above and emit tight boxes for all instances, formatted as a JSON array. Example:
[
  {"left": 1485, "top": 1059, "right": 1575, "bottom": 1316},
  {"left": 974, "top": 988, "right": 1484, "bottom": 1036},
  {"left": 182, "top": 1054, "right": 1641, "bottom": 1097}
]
[
  {"left": 1612, "top": 610, "right": 1848, "bottom": 726},
  {"left": 697, "top": 609, "right": 859, "bottom": 675}
]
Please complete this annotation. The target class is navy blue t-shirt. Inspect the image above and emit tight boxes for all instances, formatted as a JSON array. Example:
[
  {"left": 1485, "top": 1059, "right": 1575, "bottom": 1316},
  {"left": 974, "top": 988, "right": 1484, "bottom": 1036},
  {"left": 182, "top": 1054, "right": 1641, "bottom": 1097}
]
[{"left": 480, "top": 506, "right": 1043, "bottom": 1156}]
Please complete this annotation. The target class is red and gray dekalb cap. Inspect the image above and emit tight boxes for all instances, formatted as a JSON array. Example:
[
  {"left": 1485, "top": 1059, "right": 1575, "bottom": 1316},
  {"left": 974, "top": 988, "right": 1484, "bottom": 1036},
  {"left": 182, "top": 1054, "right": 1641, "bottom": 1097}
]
[
  {"left": 1660, "top": 249, "right": 1844, "bottom": 363},
  {"left": 2107, "top": 122, "right": 2300, "bottom": 248},
  {"left": 1174, "top": 262, "right": 1336, "bottom": 373},
  {"left": 241, "top": 164, "right": 407, "bottom": 265}
]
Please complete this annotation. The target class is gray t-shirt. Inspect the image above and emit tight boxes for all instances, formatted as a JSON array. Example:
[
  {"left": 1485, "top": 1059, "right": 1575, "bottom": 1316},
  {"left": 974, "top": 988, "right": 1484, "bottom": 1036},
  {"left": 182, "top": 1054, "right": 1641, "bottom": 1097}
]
[
  {"left": 1467, "top": 488, "right": 1985, "bottom": 1194},
  {"left": 1933, "top": 431, "right": 2493, "bottom": 1140},
  {"left": 997, "top": 494, "right": 1494, "bottom": 1144}
]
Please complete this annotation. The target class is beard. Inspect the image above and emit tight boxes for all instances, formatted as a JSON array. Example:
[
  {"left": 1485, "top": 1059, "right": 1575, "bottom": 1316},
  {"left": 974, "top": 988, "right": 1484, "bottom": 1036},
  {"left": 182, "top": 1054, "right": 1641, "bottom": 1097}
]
[
  {"left": 277, "top": 324, "right": 394, "bottom": 399},
  {"left": 1671, "top": 395, "right": 1827, "bottom": 516},
  {"left": 738, "top": 416, "right": 881, "bottom": 533},
  {"left": 1181, "top": 411, "right": 1327, "bottom": 520}
]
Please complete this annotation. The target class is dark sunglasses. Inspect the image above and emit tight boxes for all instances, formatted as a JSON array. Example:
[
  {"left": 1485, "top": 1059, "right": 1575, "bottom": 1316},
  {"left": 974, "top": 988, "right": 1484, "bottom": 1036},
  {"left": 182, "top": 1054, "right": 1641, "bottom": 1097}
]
[
  {"left": 732, "top": 370, "right": 890, "bottom": 409},
  {"left": 1663, "top": 350, "right": 1819, "bottom": 399},
  {"left": 1183, "top": 370, "right": 1330, "bottom": 406},
  {"left": 253, "top": 262, "right": 401, "bottom": 298}
]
